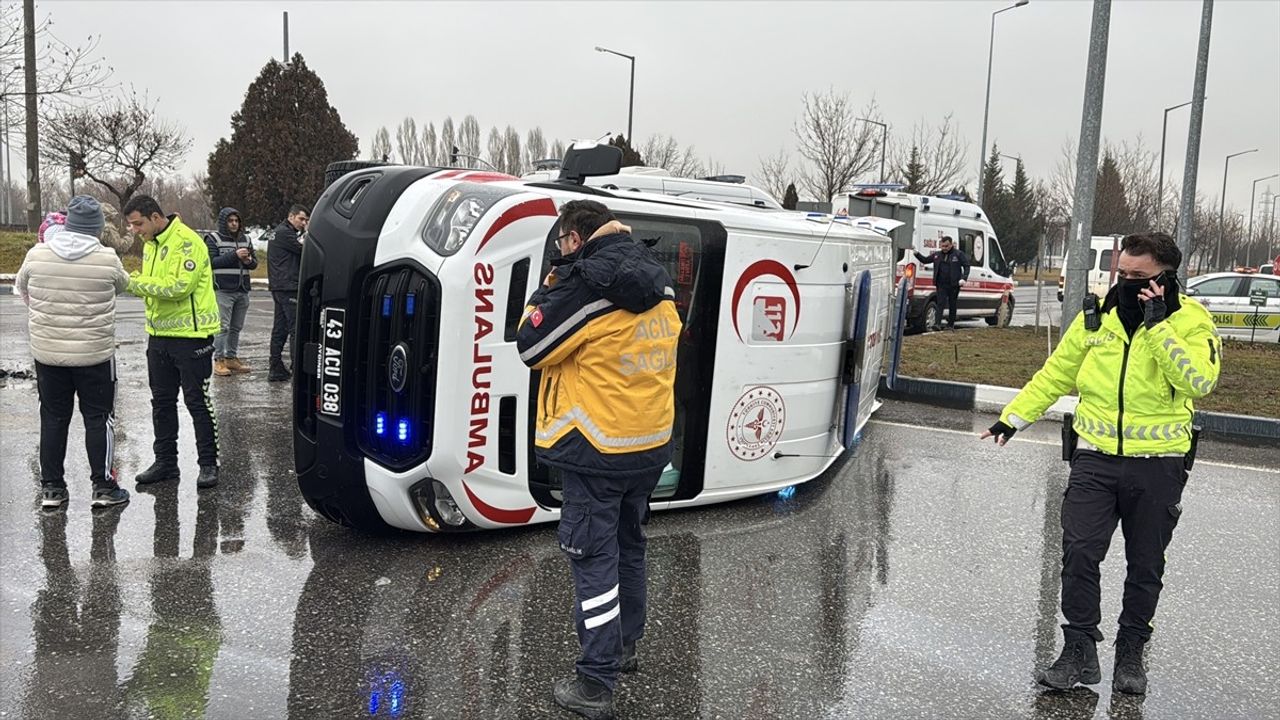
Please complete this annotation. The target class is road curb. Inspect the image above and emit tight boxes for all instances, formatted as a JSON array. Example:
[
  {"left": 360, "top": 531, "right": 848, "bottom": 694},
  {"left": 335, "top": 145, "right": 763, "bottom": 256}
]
[{"left": 878, "top": 374, "right": 1280, "bottom": 443}]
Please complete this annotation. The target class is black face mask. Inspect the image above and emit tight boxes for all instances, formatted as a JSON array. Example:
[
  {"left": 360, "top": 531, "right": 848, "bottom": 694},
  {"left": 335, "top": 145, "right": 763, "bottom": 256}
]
[{"left": 1118, "top": 271, "right": 1179, "bottom": 309}]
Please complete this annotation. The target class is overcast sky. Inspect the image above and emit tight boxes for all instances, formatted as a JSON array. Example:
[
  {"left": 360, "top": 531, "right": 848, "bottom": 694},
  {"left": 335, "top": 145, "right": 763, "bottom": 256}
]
[{"left": 35, "top": 0, "right": 1280, "bottom": 213}]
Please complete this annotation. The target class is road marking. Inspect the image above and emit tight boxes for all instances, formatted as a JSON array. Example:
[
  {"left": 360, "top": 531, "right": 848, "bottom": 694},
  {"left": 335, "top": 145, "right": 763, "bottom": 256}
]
[{"left": 868, "top": 419, "right": 1280, "bottom": 474}]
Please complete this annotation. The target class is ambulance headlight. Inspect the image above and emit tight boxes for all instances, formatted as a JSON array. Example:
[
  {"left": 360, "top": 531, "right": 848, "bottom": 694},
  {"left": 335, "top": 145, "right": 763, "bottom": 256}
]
[
  {"left": 421, "top": 183, "right": 516, "bottom": 256},
  {"left": 432, "top": 480, "right": 468, "bottom": 527}
]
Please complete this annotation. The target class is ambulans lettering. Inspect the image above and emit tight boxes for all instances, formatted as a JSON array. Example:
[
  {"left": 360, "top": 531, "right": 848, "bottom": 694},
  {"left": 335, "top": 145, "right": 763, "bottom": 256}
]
[{"left": 467, "top": 262, "right": 495, "bottom": 474}]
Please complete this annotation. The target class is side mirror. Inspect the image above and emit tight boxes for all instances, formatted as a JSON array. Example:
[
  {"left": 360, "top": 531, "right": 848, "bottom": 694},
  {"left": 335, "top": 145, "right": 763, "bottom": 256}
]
[{"left": 1185, "top": 287, "right": 1199, "bottom": 296}]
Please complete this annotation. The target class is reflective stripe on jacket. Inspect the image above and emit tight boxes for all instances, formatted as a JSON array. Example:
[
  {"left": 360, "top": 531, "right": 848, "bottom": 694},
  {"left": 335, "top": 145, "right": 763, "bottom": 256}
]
[
  {"left": 1001, "top": 294, "right": 1221, "bottom": 456},
  {"left": 516, "top": 232, "right": 681, "bottom": 477},
  {"left": 128, "top": 215, "right": 221, "bottom": 338}
]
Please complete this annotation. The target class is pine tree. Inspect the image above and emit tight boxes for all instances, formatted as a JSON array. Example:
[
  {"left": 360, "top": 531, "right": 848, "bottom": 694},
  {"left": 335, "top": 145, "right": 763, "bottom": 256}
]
[
  {"left": 207, "top": 54, "right": 358, "bottom": 227},
  {"left": 980, "top": 144, "right": 1006, "bottom": 211},
  {"left": 901, "top": 145, "right": 927, "bottom": 194},
  {"left": 1092, "top": 152, "right": 1131, "bottom": 236},
  {"left": 1002, "top": 159, "right": 1042, "bottom": 264},
  {"left": 783, "top": 183, "right": 799, "bottom": 210}
]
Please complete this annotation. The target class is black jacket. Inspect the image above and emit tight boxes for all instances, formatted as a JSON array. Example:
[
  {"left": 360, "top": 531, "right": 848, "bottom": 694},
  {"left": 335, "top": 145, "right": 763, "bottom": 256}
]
[
  {"left": 268, "top": 220, "right": 303, "bottom": 292},
  {"left": 204, "top": 207, "right": 258, "bottom": 293},
  {"left": 915, "top": 248, "right": 971, "bottom": 287}
]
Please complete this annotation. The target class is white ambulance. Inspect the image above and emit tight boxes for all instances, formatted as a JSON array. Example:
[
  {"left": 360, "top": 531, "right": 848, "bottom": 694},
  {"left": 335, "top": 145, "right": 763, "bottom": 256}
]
[
  {"left": 293, "top": 145, "right": 903, "bottom": 533},
  {"left": 832, "top": 186, "right": 1017, "bottom": 331}
]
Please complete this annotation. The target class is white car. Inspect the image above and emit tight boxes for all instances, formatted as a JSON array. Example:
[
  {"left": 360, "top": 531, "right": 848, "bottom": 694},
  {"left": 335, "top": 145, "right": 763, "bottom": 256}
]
[{"left": 1185, "top": 272, "right": 1280, "bottom": 342}]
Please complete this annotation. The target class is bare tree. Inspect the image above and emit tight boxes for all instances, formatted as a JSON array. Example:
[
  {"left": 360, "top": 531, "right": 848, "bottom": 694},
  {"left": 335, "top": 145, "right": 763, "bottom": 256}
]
[
  {"left": 369, "top": 126, "right": 392, "bottom": 162},
  {"left": 41, "top": 92, "right": 191, "bottom": 211},
  {"left": 1046, "top": 137, "right": 1077, "bottom": 224},
  {"left": 439, "top": 116, "right": 455, "bottom": 165},
  {"left": 421, "top": 121, "right": 438, "bottom": 165},
  {"left": 395, "top": 117, "right": 421, "bottom": 165},
  {"left": 1109, "top": 136, "right": 1161, "bottom": 232},
  {"left": 756, "top": 149, "right": 793, "bottom": 203},
  {"left": 525, "top": 127, "right": 547, "bottom": 170},
  {"left": 550, "top": 139, "right": 566, "bottom": 161},
  {"left": 640, "top": 134, "right": 703, "bottom": 177},
  {"left": 887, "top": 113, "right": 969, "bottom": 195},
  {"left": 503, "top": 125, "right": 522, "bottom": 175},
  {"left": 486, "top": 126, "right": 505, "bottom": 173},
  {"left": 793, "top": 90, "right": 883, "bottom": 202},
  {"left": 458, "top": 115, "right": 481, "bottom": 168}
]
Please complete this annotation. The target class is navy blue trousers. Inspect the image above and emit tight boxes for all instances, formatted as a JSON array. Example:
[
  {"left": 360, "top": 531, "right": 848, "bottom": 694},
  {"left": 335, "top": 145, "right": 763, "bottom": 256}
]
[{"left": 557, "top": 469, "right": 661, "bottom": 689}]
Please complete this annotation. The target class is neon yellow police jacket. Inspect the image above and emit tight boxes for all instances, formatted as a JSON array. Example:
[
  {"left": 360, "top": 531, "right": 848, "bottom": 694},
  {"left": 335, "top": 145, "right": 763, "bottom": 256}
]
[{"left": 128, "top": 216, "right": 221, "bottom": 338}]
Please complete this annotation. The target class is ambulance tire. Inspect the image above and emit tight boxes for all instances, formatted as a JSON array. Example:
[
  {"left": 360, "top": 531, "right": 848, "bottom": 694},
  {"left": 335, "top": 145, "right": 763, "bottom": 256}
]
[
  {"left": 922, "top": 298, "right": 939, "bottom": 332},
  {"left": 906, "top": 299, "right": 932, "bottom": 334},
  {"left": 986, "top": 295, "right": 1014, "bottom": 327},
  {"left": 324, "top": 160, "right": 391, "bottom": 189}
]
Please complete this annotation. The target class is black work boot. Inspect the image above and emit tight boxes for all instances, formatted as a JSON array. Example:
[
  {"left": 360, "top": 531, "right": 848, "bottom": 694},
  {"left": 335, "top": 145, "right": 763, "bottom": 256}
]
[
  {"left": 552, "top": 674, "right": 615, "bottom": 720},
  {"left": 1038, "top": 630, "right": 1101, "bottom": 690},
  {"left": 196, "top": 465, "right": 219, "bottom": 490},
  {"left": 136, "top": 460, "right": 180, "bottom": 485},
  {"left": 1112, "top": 633, "right": 1148, "bottom": 695},
  {"left": 268, "top": 361, "right": 291, "bottom": 383},
  {"left": 620, "top": 642, "right": 638, "bottom": 673}
]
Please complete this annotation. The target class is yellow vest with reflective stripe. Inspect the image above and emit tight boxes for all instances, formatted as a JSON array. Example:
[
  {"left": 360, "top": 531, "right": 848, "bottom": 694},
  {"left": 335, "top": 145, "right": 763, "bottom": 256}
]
[
  {"left": 1002, "top": 296, "right": 1221, "bottom": 456},
  {"left": 128, "top": 217, "right": 221, "bottom": 338}
]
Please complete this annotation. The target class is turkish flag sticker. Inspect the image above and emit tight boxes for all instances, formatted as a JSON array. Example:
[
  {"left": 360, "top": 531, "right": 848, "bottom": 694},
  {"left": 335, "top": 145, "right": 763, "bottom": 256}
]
[{"left": 530, "top": 307, "right": 544, "bottom": 328}]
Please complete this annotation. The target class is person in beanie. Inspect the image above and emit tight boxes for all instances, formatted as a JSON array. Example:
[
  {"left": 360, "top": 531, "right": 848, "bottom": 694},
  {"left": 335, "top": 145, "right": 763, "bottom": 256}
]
[
  {"left": 37, "top": 211, "right": 66, "bottom": 244},
  {"left": 123, "top": 195, "right": 222, "bottom": 490},
  {"left": 266, "top": 204, "right": 309, "bottom": 382},
  {"left": 204, "top": 207, "right": 257, "bottom": 376},
  {"left": 517, "top": 201, "right": 681, "bottom": 719},
  {"left": 14, "top": 195, "right": 131, "bottom": 509}
]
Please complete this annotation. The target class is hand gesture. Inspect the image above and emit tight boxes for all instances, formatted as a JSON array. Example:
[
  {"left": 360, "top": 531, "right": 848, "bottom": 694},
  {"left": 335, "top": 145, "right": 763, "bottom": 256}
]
[{"left": 236, "top": 248, "right": 251, "bottom": 263}]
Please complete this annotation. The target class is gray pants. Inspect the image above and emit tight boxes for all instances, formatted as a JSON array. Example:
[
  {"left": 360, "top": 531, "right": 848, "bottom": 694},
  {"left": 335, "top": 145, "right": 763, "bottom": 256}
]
[{"left": 214, "top": 290, "right": 250, "bottom": 360}]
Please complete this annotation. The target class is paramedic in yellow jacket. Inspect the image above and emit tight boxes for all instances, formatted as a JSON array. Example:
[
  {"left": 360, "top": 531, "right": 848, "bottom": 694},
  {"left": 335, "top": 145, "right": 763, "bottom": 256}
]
[
  {"left": 982, "top": 232, "right": 1221, "bottom": 697},
  {"left": 124, "top": 196, "right": 222, "bottom": 491},
  {"left": 517, "top": 200, "right": 681, "bottom": 719}
]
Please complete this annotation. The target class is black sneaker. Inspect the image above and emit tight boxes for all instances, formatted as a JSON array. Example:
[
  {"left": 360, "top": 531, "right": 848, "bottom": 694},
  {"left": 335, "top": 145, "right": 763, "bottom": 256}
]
[
  {"left": 1038, "top": 632, "right": 1101, "bottom": 689},
  {"left": 552, "top": 675, "right": 615, "bottom": 720},
  {"left": 136, "top": 461, "right": 180, "bottom": 485},
  {"left": 1112, "top": 633, "right": 1148, "bottom": 695},
  {"left": 196, "top": 465, "right": 219, "bottom": 489},
  {"left": 40, "top": 486, "right": 69, "bottom": 509},
  {"left": 620, "top": 642, "right": 638, "bottom": 673},
  {"left": 91, "top": 486, "right": 130, "bottom": 508},
  {"left": 267, "top": 363, "right": 292, "bottom": 382}
]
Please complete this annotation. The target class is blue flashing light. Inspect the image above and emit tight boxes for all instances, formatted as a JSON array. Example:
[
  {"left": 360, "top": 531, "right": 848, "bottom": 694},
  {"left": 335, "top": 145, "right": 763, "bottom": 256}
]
[
  {"left": 381, "top": 294, "right": 393, "bottom": 318},
  {"left": 375, "top": 412, "right": 387, "bottom": 437},
  {"left": 369, "top": 690, "right": 380, "bottom": 715},
  {"left": 777, "top": 485, "right": 796, "bottom": 500},
  {"left": 389, "top": 681, "right": 405, "bottom": 716},
  {"left": 397, "top": 418, "right": 410, "bottom": 444},
  {"left": 405, "top": 292, "right": 416, "bottom": 317}
]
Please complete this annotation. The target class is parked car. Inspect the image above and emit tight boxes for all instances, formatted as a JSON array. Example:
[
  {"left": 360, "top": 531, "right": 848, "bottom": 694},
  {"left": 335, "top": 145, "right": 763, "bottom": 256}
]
[{"left": 1185, "top": 271, "right": 1280, "bottom": 342}]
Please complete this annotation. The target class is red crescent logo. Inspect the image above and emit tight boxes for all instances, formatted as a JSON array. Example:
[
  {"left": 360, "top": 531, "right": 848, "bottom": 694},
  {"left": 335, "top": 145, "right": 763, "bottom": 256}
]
[{"left": 731, "top": 259, "right": 801, "bottom": 341}]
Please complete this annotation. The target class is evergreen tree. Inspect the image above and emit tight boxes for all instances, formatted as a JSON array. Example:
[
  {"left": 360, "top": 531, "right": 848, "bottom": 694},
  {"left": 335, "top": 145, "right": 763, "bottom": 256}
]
[
  {"left": 207, "top": 55, "right": 357, "bottom": 227},
  {"left": 1092, "top": 152, "right": 1132, "bottom": 236},
  {"left": 609, "top": 135, "right": 644, "bottom": 167},
  {"left": 1002, "top": 159, "right": 1043, "bottom": 265},
  {"left": 783, "top": 183, "right": 799, "bottom": 210},
  {"left": 901, "top": 145, "right": 927, "bottom": 194},
  {"left": 979, "top": 143, "right": 1006, "bottom": 211}
]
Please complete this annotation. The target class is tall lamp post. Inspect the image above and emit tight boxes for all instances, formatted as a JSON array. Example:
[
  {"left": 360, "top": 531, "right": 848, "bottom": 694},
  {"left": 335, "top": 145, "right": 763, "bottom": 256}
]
[
  {"left": 977, "top": 0, "right": 1030, "bottom": 205},
  {"left": 858, "top": 117, "right": 888, "bottom": 183},
  {"left": 1246, "top": 173, "right": 1279, "bottom": 267},
  {"left": 595, "top": 46, "right": 635, "bottom": 145},
  {"left": 1156, "top": 99, "right": 1195, "bottom": 230},
  {"left": 1217, "top": 148, "right": 1257, "bottom": 270}
]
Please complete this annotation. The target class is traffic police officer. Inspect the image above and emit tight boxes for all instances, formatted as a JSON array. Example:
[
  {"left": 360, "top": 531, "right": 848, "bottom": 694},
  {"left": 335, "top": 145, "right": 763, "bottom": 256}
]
[
  {"left": 983, "top": 232, "right": 1221, "bottom": 695},
  {"left": 517, "top": 200, "right": 681, "bottom": 720},
  {"left": 124, "top": 195, "right": 223, "bottom": 490}
]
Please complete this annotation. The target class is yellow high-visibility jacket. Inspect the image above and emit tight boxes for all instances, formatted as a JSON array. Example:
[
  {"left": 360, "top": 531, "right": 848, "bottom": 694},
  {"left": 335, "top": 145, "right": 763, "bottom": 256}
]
[
  {"left": 128, "top": 215, "right": 221, "bottom": 338},
  {"left": 1002, "top": 295, "right": 1221, "bottom": 456}
]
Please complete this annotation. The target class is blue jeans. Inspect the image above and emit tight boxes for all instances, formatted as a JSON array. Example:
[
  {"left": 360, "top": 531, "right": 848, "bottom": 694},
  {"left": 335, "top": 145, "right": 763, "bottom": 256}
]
[{"left": 214, "top": 290, "right": 249, "bottom": 360}]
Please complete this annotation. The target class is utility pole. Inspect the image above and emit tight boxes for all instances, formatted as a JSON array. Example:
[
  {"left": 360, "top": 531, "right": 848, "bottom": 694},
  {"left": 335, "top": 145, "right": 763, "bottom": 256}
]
[
  {"left": 1176, "top": 0, "right": 1212, "bottom": 286},
  {"left": 23, "top": 0, "right": 41, "bottom": 231},
  {"left": 283, "top": 12, "right": 290, "bottom": 61},
  {"left": 1062, "top": 0, "right": 1111, "bottom": 332}
]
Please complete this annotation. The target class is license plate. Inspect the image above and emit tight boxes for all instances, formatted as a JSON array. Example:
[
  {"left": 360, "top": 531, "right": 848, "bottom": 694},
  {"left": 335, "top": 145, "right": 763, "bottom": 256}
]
[{"left": 318, "top": 308, "right": 345, "bottom": 416}]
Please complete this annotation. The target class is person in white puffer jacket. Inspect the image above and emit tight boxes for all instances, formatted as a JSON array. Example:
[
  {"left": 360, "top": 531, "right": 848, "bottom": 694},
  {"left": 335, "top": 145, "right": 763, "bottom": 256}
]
[{"left": 14, "top": 195, "right": 132, "bottom": 510}]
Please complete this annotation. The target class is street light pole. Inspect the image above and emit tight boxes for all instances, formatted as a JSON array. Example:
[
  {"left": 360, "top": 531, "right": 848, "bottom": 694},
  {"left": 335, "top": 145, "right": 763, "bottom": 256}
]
[
  {"left": 978, "top": 0, "right": 1030, "bottom": 206},
  {"left": 1246, "top": 174, "right": 1279, "bottom": 267},
  {"left": 1157, "top": 99, "right": 1194, "bottom": 230},
  {"left": 595, "top": 46, "right": 635, "bottom": 144},
  {"left": 858, "top": 117, "right": 888, "bottom": 183},
  {"left": 1217, "top": 149, "right": 1257, "bottom": 270}
]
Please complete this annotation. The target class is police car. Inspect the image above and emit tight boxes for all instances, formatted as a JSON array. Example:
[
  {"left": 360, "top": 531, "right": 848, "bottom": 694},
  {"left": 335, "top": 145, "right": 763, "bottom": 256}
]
[
  {"left": 1185, "top": 271, "right": 1280, "bottom": 342},
  {"left": 292, "top": 144, "right": 907, "bottom": 533}
]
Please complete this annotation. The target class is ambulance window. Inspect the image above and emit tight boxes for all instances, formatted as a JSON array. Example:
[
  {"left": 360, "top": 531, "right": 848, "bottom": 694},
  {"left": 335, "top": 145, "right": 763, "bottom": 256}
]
[
  {"left": 958, "top": 232, "right": 977, "bottom": 259},
  {"left": 987, "top": 237, "right": 1008, "bottom": 276},
  {"left": 625, "top": 217, "right": 704, "bottom": 323}
]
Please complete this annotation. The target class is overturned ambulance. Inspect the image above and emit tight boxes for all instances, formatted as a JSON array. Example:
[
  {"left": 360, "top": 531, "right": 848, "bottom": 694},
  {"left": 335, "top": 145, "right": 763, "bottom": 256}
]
[{"left": 294, "top": 145, "right": 906, "bottom": 532}]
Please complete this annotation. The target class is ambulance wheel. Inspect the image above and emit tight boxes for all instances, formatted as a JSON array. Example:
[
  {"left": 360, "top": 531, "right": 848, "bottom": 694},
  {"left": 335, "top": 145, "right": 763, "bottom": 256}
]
[
  {"left": 987, "top": 296, "right": 1014, "bottom": 327},
  {"left": 324, "top": 160, "right": 390, "bottom": 189},
  {"left": 923, "top": 299, "right": 940, "bottom": 331}
]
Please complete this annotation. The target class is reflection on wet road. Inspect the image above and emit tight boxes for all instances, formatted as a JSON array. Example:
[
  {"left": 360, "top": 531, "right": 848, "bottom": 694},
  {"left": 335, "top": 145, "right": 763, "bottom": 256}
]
[{"left": 2, "top": 294, "right": 1277, "bottom": 719}]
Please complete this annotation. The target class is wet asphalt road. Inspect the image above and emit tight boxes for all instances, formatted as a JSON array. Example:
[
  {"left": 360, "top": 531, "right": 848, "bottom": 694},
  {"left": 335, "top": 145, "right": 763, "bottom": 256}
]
[{"left": 1, "top": 293, "right": 1278, "bottom": 720}]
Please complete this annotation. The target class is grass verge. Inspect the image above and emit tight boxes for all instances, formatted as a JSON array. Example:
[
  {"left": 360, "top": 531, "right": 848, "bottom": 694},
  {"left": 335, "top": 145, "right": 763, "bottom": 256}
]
[{"left": 896, "top": 326, "right": 1279, "bottom": 418}]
